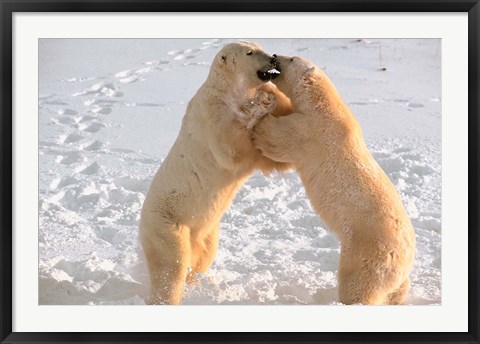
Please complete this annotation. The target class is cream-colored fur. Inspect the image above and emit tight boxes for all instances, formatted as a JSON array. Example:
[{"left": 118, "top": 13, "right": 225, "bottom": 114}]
[
  {"left": 139, "top": 42, "right": 292, "bottom": 305},
  {"left": 253, "top": 55, "right": 416, "bottom": 305}
]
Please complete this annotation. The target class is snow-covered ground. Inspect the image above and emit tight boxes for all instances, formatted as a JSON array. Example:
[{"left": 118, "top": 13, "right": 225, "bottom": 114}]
[{"left": 38, "top": 38, "right": 441, "bottom": 305}]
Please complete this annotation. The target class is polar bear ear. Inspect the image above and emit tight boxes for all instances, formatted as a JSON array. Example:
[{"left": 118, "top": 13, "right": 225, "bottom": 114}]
[{"left": 306, "top": 66, "right": 316, "bottom": 74}]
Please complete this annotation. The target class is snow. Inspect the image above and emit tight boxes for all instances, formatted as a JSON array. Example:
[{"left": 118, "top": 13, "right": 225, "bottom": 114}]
[{"left": 38, "top": 38, "right": 441, "bottom": 305}]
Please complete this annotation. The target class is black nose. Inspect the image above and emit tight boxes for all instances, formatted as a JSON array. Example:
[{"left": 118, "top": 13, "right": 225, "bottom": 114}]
[{"left": 270, "top": 55, "right": 277, "bottom": 64}]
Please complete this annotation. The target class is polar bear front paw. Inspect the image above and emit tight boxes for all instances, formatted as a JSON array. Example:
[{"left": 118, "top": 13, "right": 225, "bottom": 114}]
[
  {"left": 251, "top": 113, "right": 295, "bottom": 164},
  {"left": 238, "top": 90, "right": 276, "bottom": 130}
]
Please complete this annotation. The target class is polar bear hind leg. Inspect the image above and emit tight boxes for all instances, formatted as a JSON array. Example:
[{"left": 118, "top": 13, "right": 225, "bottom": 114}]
[
  {"left": 385, "top": 277, "right": 410, "bottom": 305},
  {"left": 338, "top": 262, "right": 386, "bottom": 305},
  {"left": 141, "top": 221, "right": 191, "bottom": 305},
  {"left": 189, "top": 224, "right": 220, "bottom": 278},
  {"left": 338, "top": 250, "right": 406, "bottom": 305}
]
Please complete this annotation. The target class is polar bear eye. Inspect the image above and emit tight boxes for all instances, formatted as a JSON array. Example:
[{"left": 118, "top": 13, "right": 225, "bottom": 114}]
[
  {"left": 246, "top": 51, "right": 253, "bottom": 56},
  {"left": 290, "top": 58, "right": 294, "bottom": 62}
]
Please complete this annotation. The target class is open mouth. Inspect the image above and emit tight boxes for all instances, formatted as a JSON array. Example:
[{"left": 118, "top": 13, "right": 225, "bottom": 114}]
[{"left": 257, "top": 61, "right": 281, "bottom": 81}]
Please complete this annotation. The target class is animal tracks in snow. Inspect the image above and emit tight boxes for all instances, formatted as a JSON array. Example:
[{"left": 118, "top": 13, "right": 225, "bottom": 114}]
[
  {"left": 58, "top": 132, "right": 84, "bottom": 144},
  {"left": 57, "top": 108, "right": 78, "bottom": 116},
  {"left": 350, "top": 98, "right": 433, "bottom": 109},
  {"left": 72, "top": 82, "right": 124, "bottom": 98},
  {"left": 79, "top": 122, "right": 108, "bottom": 133},
  {"left": 56, "top": 151, "right": 87, "bottom": 165}
]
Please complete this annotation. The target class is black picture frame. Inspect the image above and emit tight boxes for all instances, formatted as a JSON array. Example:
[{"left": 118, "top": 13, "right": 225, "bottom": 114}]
[{"left": 1, "top": 1, "right": 478, "bottom": 343}]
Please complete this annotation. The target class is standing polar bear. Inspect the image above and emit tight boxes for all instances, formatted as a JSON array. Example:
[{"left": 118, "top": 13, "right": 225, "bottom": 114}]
[
  {"left": 253, "top": 55, "right": 416, "bottom": 305},
  {"left": 139, "top": 42, "right": 292, "bottom": 304}
]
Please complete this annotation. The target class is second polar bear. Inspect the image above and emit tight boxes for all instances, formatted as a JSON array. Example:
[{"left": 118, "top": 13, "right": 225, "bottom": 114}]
[
  {"left": 139, "top": 42, "right": 292, "bottom": 305},
  {"left": 253, "top": 55, "right": 416, "bottom": 305}
]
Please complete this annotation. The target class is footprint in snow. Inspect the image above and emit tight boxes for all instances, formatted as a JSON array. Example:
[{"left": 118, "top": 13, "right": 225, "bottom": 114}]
[
  {"left": 56, "top": 152, "right": 86, "bottom": 165},
  {"left": 119, "top": 75, "right": 139, "bottom": 84},
  {"left": 83, "top": 140, "right": 105, "bottom": 151},
  {"left": 78, "top": 115, "right": 97, "bottom": 123},
  {"left": 115, "top": 66, "right": 156, "bottom": 84},
  {"left": 173, "top": 54, "right": 186, "bottom": 61},
  {"left": 111, "top": 148, "right": 136, "bottom": 154},
  {"left": 58, "top": 132, "right": 84, "bottom": 144},
  {"left": 57, "top": 109, "right": 78, "bottom": 116},
  {"left": 169, "top": 48, "right": 202, "bottom": 61},
  {"left": 73, "top": 82, "right": 123, "bottom": 98},
  {"left": 82, "top": 140, "right": 105, "bottom": 151},
  {"left": 201, "top": 39, "right": 223, "bottom": 48},
  {"left": 79, "top": 122, "right": 107, "bottom": 133},
  {"left": 77, "top": 162, "right": 101, "bottom": 175},
  {"left": 55, "top": 117, "right": 77, "bottom": 125},
  {"left": 91, "top": 106, "right": 112, "bottom": 115},
  {"left": 143, "top": 59, "right": 169, "bottom": 66},
  {"left": 349, "top": 99, "right": 383, "bottom": 106},
  {"left": 123, "top": 102, "right": 164, "bottom": 108},
  {"left": 84, "top": 99, "right": 118, "bottom": 106},
  {"left": 134, "top": 66, "right": 155, "bottom": 75},
  {"left": 115, "top": 70, "right": 132, "bottom": 78},
  {"left": 391, "top": 99, "right": 425, "bottom": 109}
]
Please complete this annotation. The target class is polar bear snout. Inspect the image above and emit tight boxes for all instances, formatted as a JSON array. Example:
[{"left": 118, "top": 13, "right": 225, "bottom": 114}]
[{"left": 256, "top": 58, "right": 282, "bottom": 81}]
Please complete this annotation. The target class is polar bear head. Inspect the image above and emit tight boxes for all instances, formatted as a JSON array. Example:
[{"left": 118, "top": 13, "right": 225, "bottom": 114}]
[
  {"left": 270, "top": 55, "right": 318, "bottom": 99},
  {"left": 210, "top": 41, "right": 280, "bottom": 90}
]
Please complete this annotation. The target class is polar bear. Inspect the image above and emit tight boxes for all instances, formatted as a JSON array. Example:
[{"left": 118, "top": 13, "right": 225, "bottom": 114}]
[
  {"left": 252, "top": 55, "right": 416, "bottom": 305},
  {"left": 139, "top": 42, "right": 293, "bottom": 305}
]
